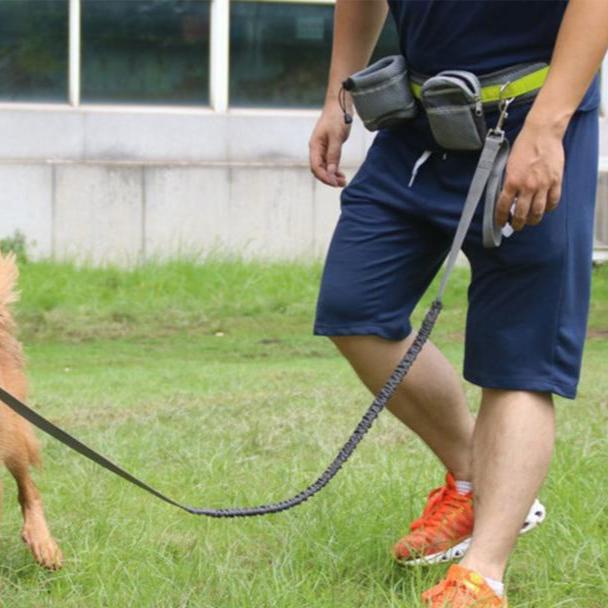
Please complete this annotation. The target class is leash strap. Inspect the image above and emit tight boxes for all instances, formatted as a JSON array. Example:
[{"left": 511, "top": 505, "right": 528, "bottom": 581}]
[
  {"left": 0, "top": 132, "right": 509, "bottom": 518},
  {"left": 0, "top": 385, "right": 191, "bottom": 512},
  {"left": 482, "top": 138, "right": 510, "bottom": 248},
  {"left": 437, "top": 131, "right": 508, "bottom": 301},
  {"left": 0, "top": 304, "right": 441, "bottom": 518}
]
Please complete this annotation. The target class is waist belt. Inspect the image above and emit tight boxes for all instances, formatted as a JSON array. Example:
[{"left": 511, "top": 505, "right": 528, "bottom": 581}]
[
  {"left": 410, "top": 62, "right": 549, "bottom": 106},
  {"left": 339, "top": 57, "right": 548, "bottom": 135}
]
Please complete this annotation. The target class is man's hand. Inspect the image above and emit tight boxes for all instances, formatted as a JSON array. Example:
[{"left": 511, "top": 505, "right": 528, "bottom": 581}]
[
  {"left": 495, "top": 0, "right": 608, "bottom": 231},
  {"left": 496, "top": 119, "right": 565, "bottom": 230},
  {"left": 309, "top": 102, "right": 351, "bottom": 188},
  {"left": 309, "top": 0, "right": 387, "bottom": 187}
]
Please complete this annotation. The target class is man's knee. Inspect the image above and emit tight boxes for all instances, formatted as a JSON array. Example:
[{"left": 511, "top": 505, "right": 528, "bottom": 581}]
[
  {"left": 329, "top": 334, "right": 376, "bottom": 357},
  {"left": 331, "top": 331, "right": 417, "bottom": 351},
  {"left": 480, "top": 388, "right": 554, "bottom": 409},
  {"left": 328, "top": 333, "right": 414, "bottom": 373}
]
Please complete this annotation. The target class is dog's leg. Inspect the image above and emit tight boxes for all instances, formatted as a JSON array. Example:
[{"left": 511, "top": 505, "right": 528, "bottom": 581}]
[
  {"left": 2, "top": 407, "right": 63, "bottom": 570},
  {"left": 6, "top": 452, "right": 63, "bottom": 570},
  {"left": 0, "top": 390, "right": 63, "bottom": 571},
  {"left": 0, "top": 253, "right": 63, "bottom": 569},
  {"left": 17, "top": 474, "right": 64, "bottom": 570}
]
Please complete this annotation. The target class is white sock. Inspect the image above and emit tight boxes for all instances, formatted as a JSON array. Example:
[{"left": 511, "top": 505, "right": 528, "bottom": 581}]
[
  {"left": 455, "top": 479, "right": 473, "bottom": 495},
  {"left": 483, "top": 576, "right": 505, "bottom": 598}
]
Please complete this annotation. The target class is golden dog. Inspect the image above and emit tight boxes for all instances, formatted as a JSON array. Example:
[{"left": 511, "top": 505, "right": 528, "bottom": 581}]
[{"left": 0, "top": 252, "right": 62, "bottom": 569}]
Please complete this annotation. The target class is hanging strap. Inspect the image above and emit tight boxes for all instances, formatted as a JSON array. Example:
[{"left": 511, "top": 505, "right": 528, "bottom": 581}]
[
  {"left": 482, "top": 138, "right": 510, "bottom": 248},
  {"left": 437, "top": 131, "right": 508, "bottom": 301}
]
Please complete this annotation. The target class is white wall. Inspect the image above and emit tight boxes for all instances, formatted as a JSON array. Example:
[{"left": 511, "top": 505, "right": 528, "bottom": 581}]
[
  {"left": 0, "top": 105, "right": 606, "bottom": 263},
  {"left": 0, "top": 106, "right": 373, "bottom": 263}
]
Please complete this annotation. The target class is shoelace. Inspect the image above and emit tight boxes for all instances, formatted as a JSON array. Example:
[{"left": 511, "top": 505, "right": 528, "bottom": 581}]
[
  {"left": 427, "top": 578, "right": 492, "bottom": 606},
  {"left": 410, "top": 485, "right": 470, "bottom": 536}
]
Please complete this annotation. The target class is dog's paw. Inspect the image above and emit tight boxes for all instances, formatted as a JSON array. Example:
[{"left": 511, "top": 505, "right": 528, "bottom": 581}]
[{"left": 22, "top": 527, "right": 64, "bottom": 570}]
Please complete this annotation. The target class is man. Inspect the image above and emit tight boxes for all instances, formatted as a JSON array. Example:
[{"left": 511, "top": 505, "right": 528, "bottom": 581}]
[{"left": 309, "top": 1, "right": 608, "bottom": 606}]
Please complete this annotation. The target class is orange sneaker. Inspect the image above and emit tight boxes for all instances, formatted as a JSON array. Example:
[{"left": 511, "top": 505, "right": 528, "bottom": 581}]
[
  {"left": 421, "top": 564, "right": 507, "bottom": 607},
  {"left": 393, "top": 473, "right": 474, "bottom": 565},
  {"left": 393, "top": 473, "right": 546, "bottom": 566}
]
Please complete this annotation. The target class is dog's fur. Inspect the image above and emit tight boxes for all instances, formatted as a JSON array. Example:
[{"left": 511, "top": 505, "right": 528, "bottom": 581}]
[{"left": 0, "top": 252, "right": 62, "bottom": 569}]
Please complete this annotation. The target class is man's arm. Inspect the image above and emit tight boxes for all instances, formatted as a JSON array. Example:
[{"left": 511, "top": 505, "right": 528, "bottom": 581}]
[
  {"left": 309, "top": 0, "right": 387, "bottom": 187},
  {"left": 496, "top": 0, "right": 608, "bottom": 230}
]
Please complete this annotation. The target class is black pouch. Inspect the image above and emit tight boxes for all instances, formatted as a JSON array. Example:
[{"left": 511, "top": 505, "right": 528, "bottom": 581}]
[
  {"left": 343, "top": 55, "right": 418, "bottom": 131},
  {"left": 420, "top": 71, "right": 487, "bottom": 151}
]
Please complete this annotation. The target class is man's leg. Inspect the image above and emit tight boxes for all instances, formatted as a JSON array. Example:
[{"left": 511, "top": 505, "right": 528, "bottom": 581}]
[
  {"left": 332, "top": 333, "right": 474, "bottom": 481},
  {"left": 459, "top": 389, "right": 555, "bottom": 580},
  {"left": 448, "top": 110, "right": 597, "bottom": 592}
]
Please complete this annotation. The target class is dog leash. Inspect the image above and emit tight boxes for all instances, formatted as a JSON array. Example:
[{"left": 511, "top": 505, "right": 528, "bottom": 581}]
[{"left": 0, "top": 109, "right": 512, "bottom": 518}]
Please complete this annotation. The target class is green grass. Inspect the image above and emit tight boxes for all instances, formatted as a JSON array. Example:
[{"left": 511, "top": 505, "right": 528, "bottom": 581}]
[{"left": 0, "top": 260, "right": 606, "bottom": 607}]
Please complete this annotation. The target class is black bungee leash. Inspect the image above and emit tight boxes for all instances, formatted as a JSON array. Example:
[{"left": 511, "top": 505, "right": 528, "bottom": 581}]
[{"left": 0, "top": 107, "right": 512, "bottom": 518}]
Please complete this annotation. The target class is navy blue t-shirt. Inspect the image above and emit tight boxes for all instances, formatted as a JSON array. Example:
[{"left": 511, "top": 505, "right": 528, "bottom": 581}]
[{"left": 387, "top": 0, "right": 600, "bottom": 111}]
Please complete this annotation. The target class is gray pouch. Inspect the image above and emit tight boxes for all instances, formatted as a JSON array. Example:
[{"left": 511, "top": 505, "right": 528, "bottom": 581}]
[
  {"left": 343, "top": 55, "right": 418, "bottom": 131},
  {"left": 420, "top": 71, "right": 487, "bottom": 151}
]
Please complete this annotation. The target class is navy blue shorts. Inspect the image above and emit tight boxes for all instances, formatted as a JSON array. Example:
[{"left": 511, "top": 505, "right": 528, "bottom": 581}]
[{"left": 314, "top": 105, "right": 599, "bottom": 399}]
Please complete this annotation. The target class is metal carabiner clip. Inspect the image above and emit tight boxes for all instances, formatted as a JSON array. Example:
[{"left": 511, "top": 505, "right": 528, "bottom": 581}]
[{"left": 492, "top": 82, "right": 515, "bottom": 135}]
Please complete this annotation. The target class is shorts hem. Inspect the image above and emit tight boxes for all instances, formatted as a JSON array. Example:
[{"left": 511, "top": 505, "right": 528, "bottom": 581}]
[
  {"left": 463, "top": 371, "right": 577, "bottom": 400},
  {"left": 313, "top": 323, "right": 412, "bottom": 342}
]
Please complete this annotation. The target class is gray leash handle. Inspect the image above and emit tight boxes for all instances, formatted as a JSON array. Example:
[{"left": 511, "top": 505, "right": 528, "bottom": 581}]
[
  {"left": 483, "top": 139, "right": 510, "bottom": 248},
  {"left": 437, "top": 131, "right": 508, "bottom": 301},
  {"left": 0, "top": 132, "right": 508, "bottom": 518}
]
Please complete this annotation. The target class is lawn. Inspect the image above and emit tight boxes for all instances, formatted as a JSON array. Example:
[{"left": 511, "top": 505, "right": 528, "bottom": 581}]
[{"left": 0, "top": 260, "right": 606, "bottom": 607}]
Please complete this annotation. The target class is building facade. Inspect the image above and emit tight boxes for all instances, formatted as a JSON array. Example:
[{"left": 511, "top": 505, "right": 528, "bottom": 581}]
[{"left": 1, "top": 0, "right": 607, "bottom": 263}]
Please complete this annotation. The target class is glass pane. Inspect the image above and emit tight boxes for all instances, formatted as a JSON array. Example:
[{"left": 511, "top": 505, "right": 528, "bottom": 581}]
[
  {"left": 230, "top": 2, "right": 332, "bottom": 108},
  {"left": 82, "top": 0, "right": 210, "bottom": 105},
  {"left": 0, "top": 0, "right": 68, "bottom": 102},
  {"left": 230, "top": 2, "right": 400, "bottom": 109}
]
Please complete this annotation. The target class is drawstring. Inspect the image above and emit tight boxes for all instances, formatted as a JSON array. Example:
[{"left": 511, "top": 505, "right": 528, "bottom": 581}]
[
  {"left": 408, "top": 150, "right": 433, "bottom": 187},
  {"left": 338, "top": 83, "right": 353, "bottom": 125}
]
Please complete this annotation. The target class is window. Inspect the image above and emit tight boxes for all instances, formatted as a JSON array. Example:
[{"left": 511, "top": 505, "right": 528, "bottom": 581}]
[
  {"left": 229, "top": 1, "right": 399, "bottom": 108},
  {"left": 81, "top": 0, "right": 211, "bottom": 105},
  {"left": 0, "top": 0, "right": 401, "bottom": 110},
  {"left": 0, "top": 0, "right": 68, "bottom": 102},
  {"left": 229, "top": 2, "right": 332, "bottom": 108}
]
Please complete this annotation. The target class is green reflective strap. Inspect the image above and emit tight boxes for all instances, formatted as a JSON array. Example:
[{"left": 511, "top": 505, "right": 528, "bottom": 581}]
[
  {"left": 410, "top": 81, "right": 423, "bottom": 99},
  {"left": 479, "top": 66, "right": 549, "bottom": 103},
  {"left": 410, "top": 65, "right": 549, "bottom": 104}
]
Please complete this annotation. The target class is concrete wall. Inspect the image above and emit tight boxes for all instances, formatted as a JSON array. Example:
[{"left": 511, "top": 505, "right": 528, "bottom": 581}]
[
  {"left": 3, "top": 162, "right": 341, "bottom": 263},
  {"left": 0, "top": 105, "right": 607, "bottom": 263},
  {"left": 597, "top": 170, "right": 608, "bottom": 248}
]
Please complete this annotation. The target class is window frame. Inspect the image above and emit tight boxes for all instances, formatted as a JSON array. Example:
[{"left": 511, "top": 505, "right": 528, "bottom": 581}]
[{"left": 69, "top": 0, "right": 80, "bottom": 105}]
